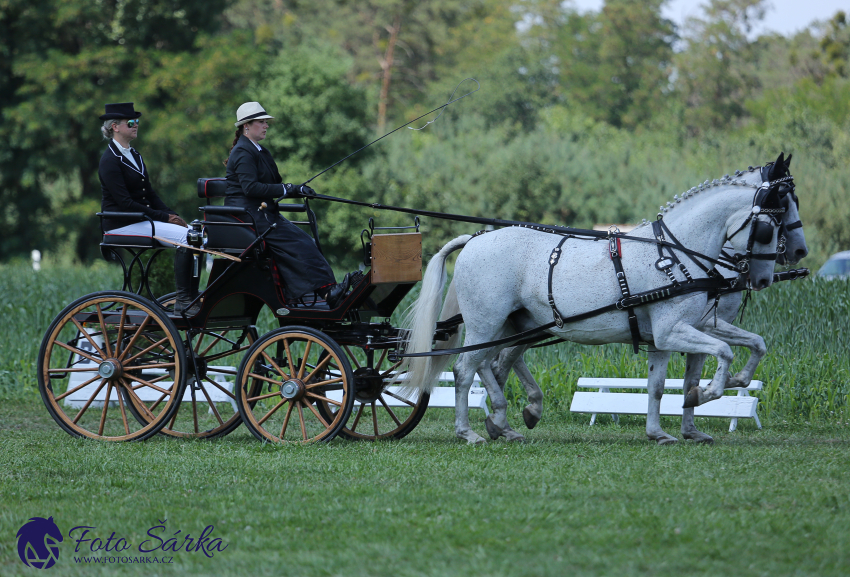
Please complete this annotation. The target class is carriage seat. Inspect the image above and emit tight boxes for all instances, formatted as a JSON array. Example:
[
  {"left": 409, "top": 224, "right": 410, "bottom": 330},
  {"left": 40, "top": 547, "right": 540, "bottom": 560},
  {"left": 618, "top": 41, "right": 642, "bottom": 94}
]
[{"left": 98, "top": 212, "right": 170, "bottom": 248}]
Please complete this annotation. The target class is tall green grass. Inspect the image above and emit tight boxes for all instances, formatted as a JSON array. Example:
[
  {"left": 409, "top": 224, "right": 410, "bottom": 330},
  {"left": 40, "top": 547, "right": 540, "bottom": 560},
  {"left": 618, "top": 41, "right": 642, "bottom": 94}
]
[{"left": 2, "top": 263, "right": 847, "bottom": 421}]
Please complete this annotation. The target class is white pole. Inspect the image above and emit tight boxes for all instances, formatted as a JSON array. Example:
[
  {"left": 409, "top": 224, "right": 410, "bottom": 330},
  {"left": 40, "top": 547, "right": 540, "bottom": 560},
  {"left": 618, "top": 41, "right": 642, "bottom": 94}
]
[{"left": 31, "top": 249, "right": 42, "bottom": 272}]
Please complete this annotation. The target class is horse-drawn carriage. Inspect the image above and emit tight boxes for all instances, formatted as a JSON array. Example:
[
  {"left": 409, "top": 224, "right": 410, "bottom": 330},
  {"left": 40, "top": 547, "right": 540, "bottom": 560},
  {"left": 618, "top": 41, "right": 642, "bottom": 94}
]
[{"left": 37, "top": 178, "right": 435, "bottom": 443}]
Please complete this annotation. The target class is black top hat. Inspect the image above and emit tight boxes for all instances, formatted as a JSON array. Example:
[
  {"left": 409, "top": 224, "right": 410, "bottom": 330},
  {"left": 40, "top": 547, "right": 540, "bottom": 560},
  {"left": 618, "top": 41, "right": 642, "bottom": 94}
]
[{"left": 100, "top": 102, "right": 142, "bottom": 121}]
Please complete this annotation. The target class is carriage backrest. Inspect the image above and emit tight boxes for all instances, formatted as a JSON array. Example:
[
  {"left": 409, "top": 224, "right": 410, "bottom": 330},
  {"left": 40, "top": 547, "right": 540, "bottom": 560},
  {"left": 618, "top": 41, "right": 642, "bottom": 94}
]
[{"left": 196, "top": 178, "right": 324, "bottom": 254}]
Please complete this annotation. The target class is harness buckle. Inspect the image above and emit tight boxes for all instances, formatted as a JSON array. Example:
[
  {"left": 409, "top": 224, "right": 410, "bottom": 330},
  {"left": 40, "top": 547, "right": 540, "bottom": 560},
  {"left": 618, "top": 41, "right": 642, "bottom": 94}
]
[{"left": 655, "top": 257, "right": 674, "bottom": 271}]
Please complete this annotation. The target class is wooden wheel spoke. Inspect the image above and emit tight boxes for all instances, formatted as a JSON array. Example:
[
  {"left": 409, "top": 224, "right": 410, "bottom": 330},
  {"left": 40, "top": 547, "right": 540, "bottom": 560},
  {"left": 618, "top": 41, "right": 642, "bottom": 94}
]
[
  {"left": 199, "top": 330, "right": 233, "bottom": 356},
  {"left": 380, "top": 360, "right": 404, "bottom": 378},
  {"left": 378, "top": 396, "right": 402, "bottom": 426},
  {"left": 49, "top": 367, "right": 103, "bottom": 374},
  {"left": 376, "top": 348, "right": 388, "bottom": 371},
  {"left": 297, "top": 402, "right": 307, "bottom": 441},
  {"left": 246, "top": 372, "right": 283, "bottom": 387},
  {"left": 247, "top": 391, "right": 281, "bottom": 402},
  {"left": 343, "top": 345, "right": 361, "bottom": 369},
  {"left": 260, "top": 350, "right": 290, "bottom": 380},
  {"left": 117, "top": 315, "right": 152, "bottom": 361},
  {"left": 122, "top": 381, "right": 157, "bottom": 420},
  {"left": 96, "top": 304, "right": 113, "bottom": 358},
  {"left": 124, "top": 337, "right": 170, "bottom": 364},
  {"left": 128, "top": 362, "right": 176, "bottom": 371},
  {"left": 306, "top": 392, "right": 341, "bottom": 406},
  {"left": 54, "top": 374, "right": 101, "bottom": 401},
  {"left": 371, "top": 402, "right": 379, "bottom": 436},
  {"left": 114, "top": 304, "right": 129, "bottom": 357},
  {"left": 117, "top": 386, "right": 130, "bottom": 435},
  {"left": 350, "top": 403, "right": 365, "bottom": 432},
  {"left": 207, "top": 368, "right": 238, "bottom": 376},
  {"left": 128, "top": 376, "right": 173, "bottom": 396},
  {"left": 97, "top": 381, "right": 113, "bottom": 436},
  {"left": 54, "top": 340, "right": 101, "bottom": 364},
  {"left": 282, "top": 339, "right": 296, "bottom": 379},
  {"left": 149, "top": 392, "right": 167, "bottom": 413},
  {"left": 198, "top": 383, "right": 225, "bottom": 426},
  {"left": 203, "top": 378, "right": 237, "bottom": 400},
  {"left": 297, "top": 341, "right": 312, "bottom": 379},
  {"left": 305, "top": 377, "right": 343, "bottom": 389},
  {"left": 72, "top": 379, "right": 108, "bottom": 424},
  {"left": 303, "top": 353, "right": 335, "bottom": 385},
  {"left": 382, "top": 389, "right": 416, "bottom": 407},
  {"left": 70, "top": 318, "right": 106, "bottom": 359},
  {"left": 304, "top": 400, "right": 330, "bottom": 428},
  {"left": 279, "top": 403, "right": 294, "bottom": 439},
  {"left": 257, "top": 398, "right": 288, "bottom": 426}
]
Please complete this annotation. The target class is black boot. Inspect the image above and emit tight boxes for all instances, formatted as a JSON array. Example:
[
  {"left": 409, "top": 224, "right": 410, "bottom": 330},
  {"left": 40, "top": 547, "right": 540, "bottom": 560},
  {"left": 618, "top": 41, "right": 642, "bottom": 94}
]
[
  {"left": 323, "top": 273, "right": 351, "bottom": 309},
  {"left": 173, "top": 247, "right": 201, "bottom": 315}
]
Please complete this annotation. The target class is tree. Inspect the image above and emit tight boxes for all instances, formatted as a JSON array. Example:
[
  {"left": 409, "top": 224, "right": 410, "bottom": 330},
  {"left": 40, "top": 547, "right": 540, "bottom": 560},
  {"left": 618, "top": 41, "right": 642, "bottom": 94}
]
[{"left": 674, "top": 0, "right": 768, "bottom": 132}]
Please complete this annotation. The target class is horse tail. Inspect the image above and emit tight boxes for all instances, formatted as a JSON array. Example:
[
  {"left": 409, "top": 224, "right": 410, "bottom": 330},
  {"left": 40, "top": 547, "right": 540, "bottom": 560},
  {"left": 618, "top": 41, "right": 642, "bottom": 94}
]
[{"left": 397, "top": 234, "right": 471, "bottom": 395}]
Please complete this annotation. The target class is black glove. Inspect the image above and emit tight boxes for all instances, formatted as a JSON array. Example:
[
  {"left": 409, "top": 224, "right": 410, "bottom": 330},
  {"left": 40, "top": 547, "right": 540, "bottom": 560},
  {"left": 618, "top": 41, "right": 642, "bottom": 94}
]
[
  {"left": 298, "top": 184, "right": 316, "bottom": 197},
  {"left": 282, "top": 183, "right": 298, "bottom": 198}
]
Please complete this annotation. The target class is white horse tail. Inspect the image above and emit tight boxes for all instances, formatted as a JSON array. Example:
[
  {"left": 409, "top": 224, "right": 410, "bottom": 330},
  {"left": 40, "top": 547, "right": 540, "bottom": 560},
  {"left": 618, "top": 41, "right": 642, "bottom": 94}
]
[{"left": 396, "top": 235, "right": 471, "bottom": 394}]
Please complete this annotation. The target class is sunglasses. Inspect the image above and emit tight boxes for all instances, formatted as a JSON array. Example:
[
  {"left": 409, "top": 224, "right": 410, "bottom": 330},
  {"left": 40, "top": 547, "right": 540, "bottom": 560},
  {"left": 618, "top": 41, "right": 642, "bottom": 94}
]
[{"left": 124, "top": 120, "right": 140, "bottom": 128}]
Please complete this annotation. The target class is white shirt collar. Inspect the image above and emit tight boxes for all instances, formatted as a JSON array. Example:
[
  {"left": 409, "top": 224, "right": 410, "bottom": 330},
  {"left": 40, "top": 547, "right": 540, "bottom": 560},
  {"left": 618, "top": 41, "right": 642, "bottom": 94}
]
[
  {"left": 112, "top": 139, "right": 134, "bottom": 153},
  {"left": 245, "top": 137, "right": 262, "bottom": 151}
]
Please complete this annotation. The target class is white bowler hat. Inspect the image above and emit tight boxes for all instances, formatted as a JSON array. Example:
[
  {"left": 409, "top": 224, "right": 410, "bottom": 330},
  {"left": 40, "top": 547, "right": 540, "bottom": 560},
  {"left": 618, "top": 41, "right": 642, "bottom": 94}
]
[{"left": 234, "top": 102, "right": 274, "bottom": 127}]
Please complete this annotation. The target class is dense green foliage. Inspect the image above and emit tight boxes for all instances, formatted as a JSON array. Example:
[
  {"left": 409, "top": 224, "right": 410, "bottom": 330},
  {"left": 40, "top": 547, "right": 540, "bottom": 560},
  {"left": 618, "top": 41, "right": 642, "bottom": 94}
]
[
  {"left": 1, "top": 0, "right": 848, "bottom": 270},
  {"left": 1, "top": 398, "right": 849, "bottom": 575}
]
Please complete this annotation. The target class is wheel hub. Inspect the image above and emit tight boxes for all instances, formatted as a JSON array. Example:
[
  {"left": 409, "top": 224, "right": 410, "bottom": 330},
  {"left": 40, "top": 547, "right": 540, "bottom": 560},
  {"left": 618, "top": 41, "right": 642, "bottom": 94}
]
[
  {"left": 97, "top": 359, "right": 123, "bottom": 379},
  {"left": 353, "top": 367, "right": 385, "bottom": 403},
  {"left": 280, "top": 379, "right": 305, "bottom": 401}
]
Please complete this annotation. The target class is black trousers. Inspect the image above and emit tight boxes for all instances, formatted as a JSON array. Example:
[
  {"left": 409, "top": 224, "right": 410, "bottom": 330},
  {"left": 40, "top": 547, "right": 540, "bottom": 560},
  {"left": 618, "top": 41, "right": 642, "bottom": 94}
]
[{"left": 254, "top": 211, "right": 335, "bottom": 300}]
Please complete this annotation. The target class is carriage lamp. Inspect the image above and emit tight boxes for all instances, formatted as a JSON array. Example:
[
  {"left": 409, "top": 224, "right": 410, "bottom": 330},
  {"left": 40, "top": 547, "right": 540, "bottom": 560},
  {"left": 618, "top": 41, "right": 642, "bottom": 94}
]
[{"left": 187, "top": 220, "right": 204, "bottom": 277}]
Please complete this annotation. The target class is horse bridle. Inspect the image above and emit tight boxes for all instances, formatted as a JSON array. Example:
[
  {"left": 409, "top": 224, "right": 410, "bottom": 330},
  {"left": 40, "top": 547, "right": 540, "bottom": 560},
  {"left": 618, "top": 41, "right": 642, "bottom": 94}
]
[{"left": 723, "top": 170, "right": 793, "bottom": 273}]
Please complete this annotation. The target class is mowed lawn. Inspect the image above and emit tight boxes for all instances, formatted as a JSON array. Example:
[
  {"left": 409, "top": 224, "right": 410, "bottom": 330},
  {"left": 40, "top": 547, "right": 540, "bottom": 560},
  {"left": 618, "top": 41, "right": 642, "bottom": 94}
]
[{"left": 1, "top": 397, "right": 848, "bottom": 577}]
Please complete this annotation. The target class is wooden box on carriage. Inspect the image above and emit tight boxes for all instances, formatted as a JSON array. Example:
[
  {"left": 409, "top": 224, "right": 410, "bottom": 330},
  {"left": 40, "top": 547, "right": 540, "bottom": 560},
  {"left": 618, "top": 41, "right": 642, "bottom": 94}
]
[{"left": 370, "top": 233, "right": 422, "bottom": 284}]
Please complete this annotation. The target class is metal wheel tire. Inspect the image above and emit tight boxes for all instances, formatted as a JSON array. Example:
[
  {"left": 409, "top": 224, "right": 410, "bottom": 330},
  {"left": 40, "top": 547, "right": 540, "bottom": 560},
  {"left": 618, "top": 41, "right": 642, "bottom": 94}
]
[
  {"left": 144, "top": 293, "right": 255, "bottom": 439},
  {"left": 317, "top": 345, "right": 430, "bottom": 441},
  {"left": 235, "top": 327, "right": 355, "bottom": 443},
  {"left": 37, "top": 291, "right": 186, "bottom": 441}
]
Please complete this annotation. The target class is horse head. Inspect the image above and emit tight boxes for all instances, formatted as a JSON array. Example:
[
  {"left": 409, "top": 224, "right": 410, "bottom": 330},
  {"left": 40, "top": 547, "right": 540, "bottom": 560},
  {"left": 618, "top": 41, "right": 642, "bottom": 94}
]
[{"left": 763, "top": 154, "right": 808, "bottom": 265}]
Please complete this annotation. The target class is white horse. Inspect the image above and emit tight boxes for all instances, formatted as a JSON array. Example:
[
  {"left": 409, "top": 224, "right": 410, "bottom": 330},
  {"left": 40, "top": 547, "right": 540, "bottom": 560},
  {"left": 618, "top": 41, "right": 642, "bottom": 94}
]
[
  {"left": 489, "top": 157, "right": 807, "bottom": 444},
  {"left": 399, "top": 157, "right": 789, "bottom": 443}
]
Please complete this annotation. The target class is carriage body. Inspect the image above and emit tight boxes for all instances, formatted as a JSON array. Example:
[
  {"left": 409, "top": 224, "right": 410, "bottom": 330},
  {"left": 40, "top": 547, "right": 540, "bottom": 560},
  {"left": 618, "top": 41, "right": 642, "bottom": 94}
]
[{"left": 37, "top": 178, "right": 430, "bottom": 444}]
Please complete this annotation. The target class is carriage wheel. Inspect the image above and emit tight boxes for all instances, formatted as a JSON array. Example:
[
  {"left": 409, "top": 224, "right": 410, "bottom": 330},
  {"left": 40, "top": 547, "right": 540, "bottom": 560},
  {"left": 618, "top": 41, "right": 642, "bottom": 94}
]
[
  {"left": 316, "top": 345, "right": 430, "bottom": 441},
  {"left": 148, "top": 293, "right": 256, "bottom": 439},
  {"left": 37, "top": 291, "right": 186, "bottom": 441},
  {"left": 235, "top": 327, "right": 355, "bottom": 443}
]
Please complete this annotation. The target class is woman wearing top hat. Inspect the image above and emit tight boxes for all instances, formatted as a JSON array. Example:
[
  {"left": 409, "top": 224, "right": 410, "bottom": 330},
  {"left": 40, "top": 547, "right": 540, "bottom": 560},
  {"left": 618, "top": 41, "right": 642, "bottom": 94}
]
[
  {"left": 224, "top": 102, "right": 350, "bottom": 308},
  {"left": 98, "top": 102, "right": 199, "bottom": 314}
]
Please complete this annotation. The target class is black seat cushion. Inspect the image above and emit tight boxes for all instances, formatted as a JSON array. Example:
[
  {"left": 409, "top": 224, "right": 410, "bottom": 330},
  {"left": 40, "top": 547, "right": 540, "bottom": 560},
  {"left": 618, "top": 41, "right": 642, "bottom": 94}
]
[{"left": 204, "top": 212, "right": 258, "bottom": 251}]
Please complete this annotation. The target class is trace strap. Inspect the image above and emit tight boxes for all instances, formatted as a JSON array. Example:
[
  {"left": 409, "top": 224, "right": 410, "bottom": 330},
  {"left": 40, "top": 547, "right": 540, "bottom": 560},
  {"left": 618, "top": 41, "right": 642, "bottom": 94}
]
[{"left": 608, "top": 230, "right": 642, "bottom": 353}]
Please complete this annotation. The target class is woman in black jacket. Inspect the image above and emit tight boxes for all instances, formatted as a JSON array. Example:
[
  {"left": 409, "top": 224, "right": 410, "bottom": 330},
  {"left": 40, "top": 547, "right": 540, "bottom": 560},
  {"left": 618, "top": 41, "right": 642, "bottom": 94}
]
[
  {"left": 98, "top": 102, "right": 198, "bottom": 314},
  {"left": 224, "top": 102, "right": 349, "bottom": 308}
]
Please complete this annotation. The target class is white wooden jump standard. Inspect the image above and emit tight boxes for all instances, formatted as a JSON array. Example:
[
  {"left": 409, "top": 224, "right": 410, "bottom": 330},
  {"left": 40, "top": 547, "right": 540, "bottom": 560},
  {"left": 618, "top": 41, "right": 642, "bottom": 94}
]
[{"left": 570, "top": 377, "right": 762, "bottom": 432}]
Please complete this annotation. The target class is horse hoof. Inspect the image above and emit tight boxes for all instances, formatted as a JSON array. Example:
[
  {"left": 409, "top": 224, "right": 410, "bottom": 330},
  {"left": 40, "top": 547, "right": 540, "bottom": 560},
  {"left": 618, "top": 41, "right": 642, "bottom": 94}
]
[
  {"left": 684, "top": 432, "right": 715, "bottom": 444},
  {"left": 656, "top": 436, "right": 678, "bottom": 446},
  {"left": 522, "top": 407, "right": 541, "bottom": 429},
  {"left": 683, "top": 387, "right": 700, "bottom": 408},
  {"left": 484, "top": 415, "right": 504, "bottom": 440},
  {"left": 458, "top": 430, "right": 486, "bottom": 444}
]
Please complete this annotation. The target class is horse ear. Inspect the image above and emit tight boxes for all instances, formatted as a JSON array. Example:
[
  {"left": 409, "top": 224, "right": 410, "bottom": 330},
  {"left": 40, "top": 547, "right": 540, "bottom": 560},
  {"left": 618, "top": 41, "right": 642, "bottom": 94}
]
[
  {"left": 784, "top": 153, "right": 792, "bottom": 169},
  {"left": 768, "top": 152, "right": 785, "bottom": 179}
]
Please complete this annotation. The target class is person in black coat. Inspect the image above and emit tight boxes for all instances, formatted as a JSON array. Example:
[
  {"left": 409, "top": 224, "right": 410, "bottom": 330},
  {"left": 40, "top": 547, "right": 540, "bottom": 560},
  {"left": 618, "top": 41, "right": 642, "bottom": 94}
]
[
  {"left": 224, "top": 101, "right": 350, "bottom": 308},
  {"left": 98, "top": 102, "right": 198, "bottom": 314}
]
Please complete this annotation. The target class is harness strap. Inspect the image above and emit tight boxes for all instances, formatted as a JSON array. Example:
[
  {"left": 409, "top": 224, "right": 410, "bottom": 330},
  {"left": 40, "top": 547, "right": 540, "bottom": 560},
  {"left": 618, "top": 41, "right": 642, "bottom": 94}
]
[
  {"left": 547, "top": 236, "right": 571, "bottom": 328},
  {"left": 609, "top": 232, "right": 641, "bottom": 354}
]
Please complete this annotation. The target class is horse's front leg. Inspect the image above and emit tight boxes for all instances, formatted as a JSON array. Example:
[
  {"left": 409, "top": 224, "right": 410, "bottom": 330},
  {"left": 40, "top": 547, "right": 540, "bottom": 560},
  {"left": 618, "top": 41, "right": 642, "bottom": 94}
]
[
  {"left": 453, "top": 352, "right": 486, "bottom": 444},
  {"left": 681, "top": 353, "right": 714, "bottom": 443},
  {"left": 702, "top": 319, "right": 767, "bottom": 389},
  {"left": 646, "top": 348, "right": 677, "bottom": 445},
  {"left": 653, "top": 322, "right": 734, "bottom": 407}
]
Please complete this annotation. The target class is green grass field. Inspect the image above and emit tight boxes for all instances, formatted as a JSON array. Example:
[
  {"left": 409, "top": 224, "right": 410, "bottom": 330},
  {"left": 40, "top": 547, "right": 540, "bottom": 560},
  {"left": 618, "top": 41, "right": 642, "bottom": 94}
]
[{"left": 1, "top": 263, "right": 849, "bottom": 575}]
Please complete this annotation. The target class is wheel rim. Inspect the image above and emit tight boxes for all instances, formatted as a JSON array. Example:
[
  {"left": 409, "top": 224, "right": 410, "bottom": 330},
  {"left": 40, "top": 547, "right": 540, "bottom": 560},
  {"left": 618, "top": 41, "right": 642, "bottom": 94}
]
[
  {"left": 318, "top": 345, "right": 429, "bottom": 441},
  {"left": 237, "top": 329, "right": 353, "bottom": 443},
  {"left": 39, "top": 294, "right": 184, "bottom": 441}
]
